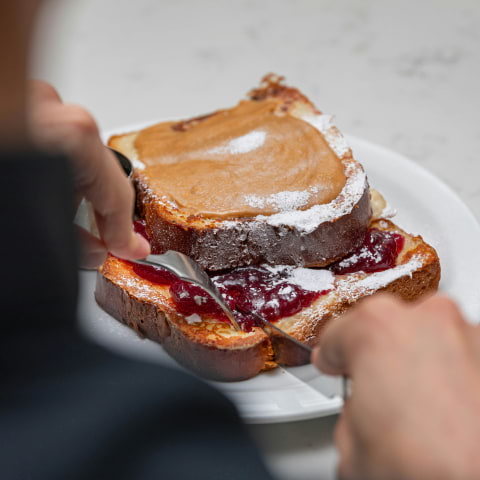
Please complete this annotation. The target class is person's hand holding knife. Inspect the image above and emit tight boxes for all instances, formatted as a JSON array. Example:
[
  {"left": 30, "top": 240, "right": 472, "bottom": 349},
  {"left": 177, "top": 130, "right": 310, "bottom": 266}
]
[
  {"left": 313, "top": 293, "right": 480, "bottom": 480},
  {"left": 27, "top": 79, "right": 150, "bottom": 268}
]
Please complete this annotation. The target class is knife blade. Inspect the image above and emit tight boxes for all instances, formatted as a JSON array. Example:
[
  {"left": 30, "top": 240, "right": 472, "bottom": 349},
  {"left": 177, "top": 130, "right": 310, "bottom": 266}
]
[{"left": 236, "top": 306, "right": 348, "bottom": 401}]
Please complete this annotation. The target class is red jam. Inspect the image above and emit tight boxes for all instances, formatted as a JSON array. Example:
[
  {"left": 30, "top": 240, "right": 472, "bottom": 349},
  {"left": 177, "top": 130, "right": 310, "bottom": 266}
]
[
  {"left": 330, "top": 228, "right": 404, "bottom": 275},
  {"left": 215, "top": 267, "right": 326, "bottom": 331},
  {"left": 133, "top": 220, "right": 149, "bottom": 241},
  {"left": 128, "top": 222, "right": 404, "bottom": 331},
  {"left": 132, "top": 263, "right": 178, "bottom": 285},
  {"left": 129, "top": 262, "right": 327, "bottom": 331}
]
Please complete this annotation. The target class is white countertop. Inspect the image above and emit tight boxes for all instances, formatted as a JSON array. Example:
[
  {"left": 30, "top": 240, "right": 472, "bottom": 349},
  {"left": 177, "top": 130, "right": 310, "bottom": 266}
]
[{"left": 33, "top": 1, "right": 480, "bottom": 478}]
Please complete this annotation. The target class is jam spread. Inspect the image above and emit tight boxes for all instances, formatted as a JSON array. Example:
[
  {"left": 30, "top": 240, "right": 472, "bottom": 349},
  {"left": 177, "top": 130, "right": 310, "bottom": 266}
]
[
  {"left": 131, "top": 263, "right": 327, "bottom": 332},
  {"left": 330, "top": 229, "right": 404, "bottom": 275},
  {"left": 133, "top": 99, "right": 346, "bottom": 219},
  {"left": 130, "top": 221, "right": 404, "bottom": 331}
]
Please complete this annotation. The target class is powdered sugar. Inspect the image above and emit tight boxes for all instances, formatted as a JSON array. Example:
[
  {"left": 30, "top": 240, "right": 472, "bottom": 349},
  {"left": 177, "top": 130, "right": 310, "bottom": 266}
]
[
  {"left": 129, "top": 150, "right": 146, "bottom": 170},
  {"left": 194, "top": 295, "right": 207, "bottom": 305},
  {"left": 336, "top": 256, "right": 423, "bottom": 301},
  {"left": 256, "top": 163, "right": 367, "bottom": 234},
  {"left": 115, "top": 274, "right": 167, "bottom": 303},
  {"left": 244, "top": 189, "right": 313, "bottom": 212},
  {"left": 302, "top": 114, "right": 350, "bottom": 157},
  {"left": 208, "top": 130, "right": 266, "bottom": 155},
  {"left": 246, "top": 112, "right": 368, "bottom": 233},
  {"left": 380, "top": 204, "right": 397, "bottom": 219},
  {"left": 159, "top": 195, "right": 178, "bottom": 209},
  {"left": 289, "top": 267, "right": 335, "bottom": 292},
  {"left": 185, "top": 313, "right": 202, "bottom": 324},
  {"left": 355, "top": 256, "right": 423, "bottom": 290},
  {"left": 262, "top": 264, "right": 335, "bottom": 292},
  {"left": 336, "top": 248, "right": 382, "bottom": 270},
  {"left": 138, "top": 182, "right": 179, "bottom": 210}
]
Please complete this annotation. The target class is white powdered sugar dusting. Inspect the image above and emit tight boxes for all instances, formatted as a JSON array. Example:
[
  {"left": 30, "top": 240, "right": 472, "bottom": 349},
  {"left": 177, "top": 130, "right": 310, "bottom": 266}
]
[
  {"left": 129, "top": 150, "right": 146, "bottom": 170},
  {"left": 380, "top": 204, "right": 397, "bottom": 219},
  {"left": 244, "top": 189, "right": 313, "bottom": 212},
  {"left": 336, "top": 248, "right": 382, "bottom": 270},
  {"left": 262, "top": 264, "right": 335, "bottom": 292},
  {"left": 336, "top": 256, "right": 423, "bottom": 301},
  {"left": 302, "top": 114, "right": 350, "bottom": 157},
  {"left": 140, "top": 183, "right": 179, "bottom": 210},
  {"left": 185, "top": 313, "right": 202, "bottom": 324},
  {"left": 355, "top": 256, "right": 423, "bottom": 290},
  {"left": 159, "top": 195, "right": 178, "bottom": 209},
  {"left": 115, "top": 275, "right": 167, "bottom": 303},
  {"left": 133, "top": 159, "right": 146, "bottom": 170},
  {"left": 289, "top": 268, "right": 335, "bottom": 292},
  {"left": 248, "top": 112, "right": 365, "bottom": 233},
  {"left": 256, "top": 163, "right": 367, "bottom": 234},
  {"left": 194, "top": 295, "right": 208, "bottom": 305},
  {"left": 208, "top": 130, "right": 266, "bottom": 155}
]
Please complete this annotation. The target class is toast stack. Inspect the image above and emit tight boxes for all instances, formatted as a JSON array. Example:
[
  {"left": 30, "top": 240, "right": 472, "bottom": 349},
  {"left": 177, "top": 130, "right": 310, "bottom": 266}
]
[{"left": 96, "top": 75, "right": 440, "bottom": 381}]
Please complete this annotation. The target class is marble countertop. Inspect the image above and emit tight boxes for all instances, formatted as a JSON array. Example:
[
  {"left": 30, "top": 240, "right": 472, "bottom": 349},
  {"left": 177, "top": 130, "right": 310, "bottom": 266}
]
[{"left": 33, "top": 1, "right": 480, "bottom": 478}]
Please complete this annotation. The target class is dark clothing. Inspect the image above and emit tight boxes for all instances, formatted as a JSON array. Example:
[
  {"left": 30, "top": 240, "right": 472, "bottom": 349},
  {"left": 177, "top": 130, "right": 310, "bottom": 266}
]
[{"left": 0, "top": 151, "right": 273, "bottom": 480}]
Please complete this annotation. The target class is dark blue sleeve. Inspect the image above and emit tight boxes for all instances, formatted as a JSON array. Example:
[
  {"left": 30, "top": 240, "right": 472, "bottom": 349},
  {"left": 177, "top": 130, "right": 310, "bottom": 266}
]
[{"left": 0, "top": 151, "right": 274, "bottom": 480}]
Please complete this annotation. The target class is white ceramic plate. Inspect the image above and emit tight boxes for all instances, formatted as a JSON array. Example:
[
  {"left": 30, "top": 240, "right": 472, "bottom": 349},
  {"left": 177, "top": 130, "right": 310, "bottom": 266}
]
[{"left": 77, "top": 134, "right": 480, "bottom": 424}]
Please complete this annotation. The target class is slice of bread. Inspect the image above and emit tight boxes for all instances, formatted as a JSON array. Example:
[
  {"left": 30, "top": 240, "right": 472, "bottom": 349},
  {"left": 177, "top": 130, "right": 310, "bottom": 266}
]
[
  {"left": 95, "top": 218, "right": 440, "bottom": 382},
  {"left": 108, "top": 75, "right": 371, "bottom": 272}
]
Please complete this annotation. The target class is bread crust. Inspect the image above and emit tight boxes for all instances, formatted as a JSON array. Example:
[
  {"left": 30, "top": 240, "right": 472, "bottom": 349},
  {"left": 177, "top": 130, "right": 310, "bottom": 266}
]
[
  {"left": 136, "top": 181, "right": 372, "bottom": 272},
  {"left": 95, "top": 261, "right": 274, "bottom": 382},
  {"left": 95, "top": 220, "right": 440, "bottom": 381}
]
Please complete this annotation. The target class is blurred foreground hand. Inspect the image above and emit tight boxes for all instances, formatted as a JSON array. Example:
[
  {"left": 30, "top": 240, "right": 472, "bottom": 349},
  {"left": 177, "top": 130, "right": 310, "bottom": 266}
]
[
  {"left": 313, "top": 294, "right": 480, "bottom": 480},
  {"left": 28, "top": 80, "right": 150, "bottom": 268}
]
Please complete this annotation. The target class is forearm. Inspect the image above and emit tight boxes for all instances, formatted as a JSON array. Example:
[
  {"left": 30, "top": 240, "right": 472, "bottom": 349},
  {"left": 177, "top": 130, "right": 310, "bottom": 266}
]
[{"left": 0, "top": 1, "right": 40, "bottom": 147}]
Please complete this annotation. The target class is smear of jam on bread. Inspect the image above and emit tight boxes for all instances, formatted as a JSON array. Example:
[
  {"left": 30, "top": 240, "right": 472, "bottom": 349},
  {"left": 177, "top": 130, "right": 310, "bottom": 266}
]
[
  {"left": 130, "top": 221, "right": 404, "bottom": 331},
  {"left": 329, "top": 229, "right": 404, "bottom": 275}
]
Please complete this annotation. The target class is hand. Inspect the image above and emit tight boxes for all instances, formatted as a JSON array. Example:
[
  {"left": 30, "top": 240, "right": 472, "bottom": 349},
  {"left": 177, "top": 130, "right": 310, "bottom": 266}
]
[
  {"left": 27, "top": 80, "right": 150, "bottom": 268},
  {"left": 313, "top": 294, "right": 480, "bottom": 480}
]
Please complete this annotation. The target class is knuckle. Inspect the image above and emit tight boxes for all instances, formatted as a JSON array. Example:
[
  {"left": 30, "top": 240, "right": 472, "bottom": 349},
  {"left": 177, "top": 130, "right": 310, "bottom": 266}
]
[
  {"left": 349, "top": 294, "right": 408, "bottom": 351},
  {"left": 419, "top": 295, "right": 463, "bottom": 328},
  {"left": 432, "top": 295, "right": 460, "bottom": 315},
  {"left": 356, "top": 295, "right": 394, "bottom": 328}
]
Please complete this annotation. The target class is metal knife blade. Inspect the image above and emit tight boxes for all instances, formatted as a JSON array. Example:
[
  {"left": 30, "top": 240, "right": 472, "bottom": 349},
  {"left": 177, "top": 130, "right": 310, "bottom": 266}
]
[{"left": 236, "top": 307, "right": 347, "bottom": 401}]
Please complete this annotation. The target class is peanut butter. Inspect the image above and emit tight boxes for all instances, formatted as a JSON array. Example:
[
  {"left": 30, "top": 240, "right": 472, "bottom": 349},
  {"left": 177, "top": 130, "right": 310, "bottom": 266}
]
[{"left": 134, "top": 99, "right": 346, "bottom": 219}]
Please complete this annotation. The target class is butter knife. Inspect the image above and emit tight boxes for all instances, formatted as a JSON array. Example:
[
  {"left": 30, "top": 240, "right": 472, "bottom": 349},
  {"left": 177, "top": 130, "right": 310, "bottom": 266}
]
[
  {"left": 130, "top": 251, "right": 348, "bottom": 401},
  {"left": 236, "top": 306, "right": 348, "bottom": 401}
]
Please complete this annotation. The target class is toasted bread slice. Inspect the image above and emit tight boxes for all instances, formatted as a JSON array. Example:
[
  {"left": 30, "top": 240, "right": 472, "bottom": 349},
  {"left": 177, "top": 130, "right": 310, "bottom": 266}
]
[
  {"left": 95, "top": 218, "right": 440, "bottom": 382},
  {"left": 108, "top": 75, "right": 371, "bottom": 272}
]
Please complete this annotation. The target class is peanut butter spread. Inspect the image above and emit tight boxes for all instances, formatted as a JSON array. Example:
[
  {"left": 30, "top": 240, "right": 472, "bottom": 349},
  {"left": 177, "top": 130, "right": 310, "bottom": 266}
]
[{"left": 134, "top": 99, "right": 346, "bottom": 219}]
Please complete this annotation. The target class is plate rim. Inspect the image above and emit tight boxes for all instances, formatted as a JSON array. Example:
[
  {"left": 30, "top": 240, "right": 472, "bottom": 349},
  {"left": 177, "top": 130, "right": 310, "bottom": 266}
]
[{"left": 85, "top": 128, "right": 480, "bottom": 423}]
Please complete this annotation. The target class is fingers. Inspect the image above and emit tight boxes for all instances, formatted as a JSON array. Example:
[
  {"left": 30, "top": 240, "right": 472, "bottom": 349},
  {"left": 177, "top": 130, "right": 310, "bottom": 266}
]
[
  {"left": 313, "top": 293, "right": 467, "bottom": 378},
  {"left": 335, "top": 409, "right": 357, "bottom": 480},
  {"left": 76, "top": 226, "right": 107, "bottom": 269},
  {"left": 79, "top": 145, "right": 150, "bottom": 260},
  {"left": 68, "top": 119, "right": 150, "bottom": 260},
  {"left": 28, "top": 80, "right": 151, "bottom": 261},
  {"left": 313, "top": 294, "right": 403, "bottom": 376},
  {"left": 29, "top": 79, "right": 62, "bottom": 103}
]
